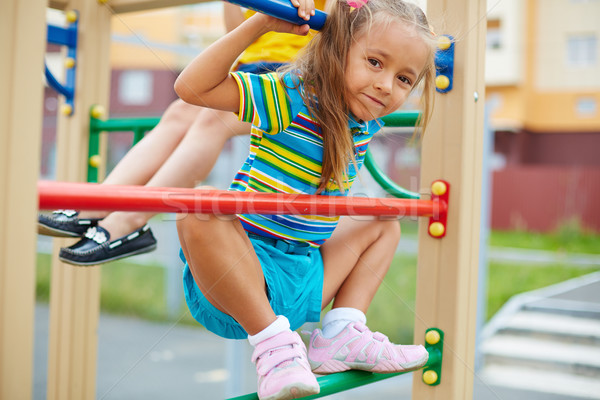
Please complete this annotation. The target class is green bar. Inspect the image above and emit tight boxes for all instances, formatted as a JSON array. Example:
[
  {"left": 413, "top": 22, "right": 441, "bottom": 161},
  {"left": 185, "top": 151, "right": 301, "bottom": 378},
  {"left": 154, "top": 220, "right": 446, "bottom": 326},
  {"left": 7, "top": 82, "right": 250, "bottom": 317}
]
[
  {"left": 228, "top": 347, "right": 439, "bottom": 400},
  {"left": 87, "top": 131, "right": 100, "bottom": 183},
  {"left": 380, "top": 110, "right": 421, "bottom": 127},
  {"left": 86, "top": 111, "right": 422, "bottom": 193},
  {"left": 367, "top": 111, "right": 421, "bottom": 199},
  {"left": 92, "top": 116, "right": 160, "bottom": 132},
  {"left": 133, "top": 128, "right": 146, "bottom": 146},
  {"left": 364, "top": 150, "right": 420, "bottom": 199}
]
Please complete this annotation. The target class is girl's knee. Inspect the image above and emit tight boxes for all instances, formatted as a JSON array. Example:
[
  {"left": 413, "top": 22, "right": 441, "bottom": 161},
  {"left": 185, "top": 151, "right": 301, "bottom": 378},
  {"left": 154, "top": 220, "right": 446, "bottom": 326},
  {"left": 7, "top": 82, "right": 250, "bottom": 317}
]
[
  {"left": 176, "top": 185, "right": 219, "bottom": 233},
  {"left": 377, "top": 219, "right": 401, "bottom": 242}
]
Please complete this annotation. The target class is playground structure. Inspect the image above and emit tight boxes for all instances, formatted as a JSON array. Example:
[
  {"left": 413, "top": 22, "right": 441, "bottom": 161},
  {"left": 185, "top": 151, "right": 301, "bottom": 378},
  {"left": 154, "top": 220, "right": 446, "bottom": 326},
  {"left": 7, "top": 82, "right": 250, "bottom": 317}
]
[{"left": 0, "top": 0, "right": 485, "bottom": 399}]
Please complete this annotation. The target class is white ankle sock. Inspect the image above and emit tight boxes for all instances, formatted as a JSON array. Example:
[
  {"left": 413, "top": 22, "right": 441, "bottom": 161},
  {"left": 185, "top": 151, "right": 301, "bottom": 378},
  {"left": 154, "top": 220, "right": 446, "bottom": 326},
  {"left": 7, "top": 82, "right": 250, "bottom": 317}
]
[
  {"left": 321, "top": 307, "right": 367, "bottom": 339},
  {"left": 247, "top": 315, "right": 290, "bottom": 346}
]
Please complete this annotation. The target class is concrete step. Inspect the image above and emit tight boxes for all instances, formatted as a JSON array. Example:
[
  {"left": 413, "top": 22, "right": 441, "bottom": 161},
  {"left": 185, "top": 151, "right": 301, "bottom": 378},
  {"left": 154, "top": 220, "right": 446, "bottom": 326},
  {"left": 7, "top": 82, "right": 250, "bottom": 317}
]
[
  {"left": 497, "top": 311, "right": 600, "bottom": 345},
  {"left": 481, "top": 334, "right": 600, "bottom": 378},
  {"left": 479, "top": 365, "right": 600, "bottom": 400},
  {"left": 524, "top": 298, "right": 600, "bottom": 320}
]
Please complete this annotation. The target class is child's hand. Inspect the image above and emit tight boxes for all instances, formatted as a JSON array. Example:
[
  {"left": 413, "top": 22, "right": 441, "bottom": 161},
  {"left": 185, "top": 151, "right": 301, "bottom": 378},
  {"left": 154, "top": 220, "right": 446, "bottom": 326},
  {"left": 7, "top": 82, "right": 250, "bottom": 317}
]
[
  {"left": 291, "top": 0, "right": 316, "bottom": 21},
  {"left": 253, "top": 11, "right": 310, "bottom": 36}
]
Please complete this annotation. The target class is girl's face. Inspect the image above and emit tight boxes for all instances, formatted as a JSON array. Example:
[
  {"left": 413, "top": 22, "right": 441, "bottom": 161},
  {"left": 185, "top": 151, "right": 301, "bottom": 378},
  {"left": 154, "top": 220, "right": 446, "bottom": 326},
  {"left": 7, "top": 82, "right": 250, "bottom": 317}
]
[{"left": 344, "top": 19, "right": 430, "bottom": 121}]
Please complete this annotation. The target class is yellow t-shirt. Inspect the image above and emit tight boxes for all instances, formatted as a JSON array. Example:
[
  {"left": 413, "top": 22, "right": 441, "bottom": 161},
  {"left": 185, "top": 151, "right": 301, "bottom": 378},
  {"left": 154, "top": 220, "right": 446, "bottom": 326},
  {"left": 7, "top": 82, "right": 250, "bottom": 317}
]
[{"left": 236, "top": 0, "right": 326, "bottom": 65}]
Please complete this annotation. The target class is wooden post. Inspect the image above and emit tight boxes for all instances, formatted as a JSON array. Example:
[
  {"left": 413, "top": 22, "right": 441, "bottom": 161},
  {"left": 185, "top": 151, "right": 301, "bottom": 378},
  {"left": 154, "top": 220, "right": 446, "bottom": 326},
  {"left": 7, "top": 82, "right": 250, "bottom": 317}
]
[
  {"left": 412, "top": 0, "right": 486, "bottom": 399},
  {"left": 0, "top": 1, "right": 46, "bottom": 399},
  {"left": 46, "top": 1, "right": 112, "bottom": 399}
]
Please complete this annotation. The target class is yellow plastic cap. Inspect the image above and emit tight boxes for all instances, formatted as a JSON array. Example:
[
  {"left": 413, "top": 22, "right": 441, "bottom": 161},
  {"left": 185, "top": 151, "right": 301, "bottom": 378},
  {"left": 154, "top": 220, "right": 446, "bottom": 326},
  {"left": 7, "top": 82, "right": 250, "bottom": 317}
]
[
  {"left": 431, "top": 181, "right": 447, "bottom": 196},
  {"left": 64, "top": 58, "right": 76, "bottom": 69},
  {"left": 61, "top": 104, "right": 73, "bottom": 116},
  {"left": 90, "top": 105, "right": 106, "bottom": 119},
  {"left": 89, "top": 155, "right": 102, "bottom": 168},
  {"left": 425, "top": 330, "right": 441, "bottom": 345},
  {"left": 437, "top": 36, "right": 452, "bottom": 51},
  {"left": 423, "top": 370, "right": 438, "bottom": 385},
  {"left": 65, "top": 10, "right": 78, "bottom": 23},
  {"left": 429, "top": 222, "right": 445, "bottom": 238},
  {"left": 435, "top": 75, "right": 450, "bottom": 90}
]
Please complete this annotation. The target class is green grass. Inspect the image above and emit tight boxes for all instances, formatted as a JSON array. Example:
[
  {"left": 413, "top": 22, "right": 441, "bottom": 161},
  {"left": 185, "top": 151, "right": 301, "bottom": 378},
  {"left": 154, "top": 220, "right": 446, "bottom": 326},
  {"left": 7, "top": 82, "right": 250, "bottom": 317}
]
[
  {"left": 36, "top": 226, "right": 600, "bottom": 344},
  {"left": 36, "top": 253, "right": 196, "bottom": 325},
  {"left": 364, "top": 255, "right": 599, "bottom": 344},
  {"left": 489, "top": 222, "right": 600, "bottom": 254}
]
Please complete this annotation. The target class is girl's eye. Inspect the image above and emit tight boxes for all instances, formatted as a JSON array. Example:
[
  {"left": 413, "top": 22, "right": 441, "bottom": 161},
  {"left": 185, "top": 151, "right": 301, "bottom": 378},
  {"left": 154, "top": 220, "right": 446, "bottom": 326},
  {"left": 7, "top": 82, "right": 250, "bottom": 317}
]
[
  {"left": 398, "top": 75, "right": 412, "bottom": 86},
  {"left": 368, "top": 58, "right": 381, "bottom": 68}
]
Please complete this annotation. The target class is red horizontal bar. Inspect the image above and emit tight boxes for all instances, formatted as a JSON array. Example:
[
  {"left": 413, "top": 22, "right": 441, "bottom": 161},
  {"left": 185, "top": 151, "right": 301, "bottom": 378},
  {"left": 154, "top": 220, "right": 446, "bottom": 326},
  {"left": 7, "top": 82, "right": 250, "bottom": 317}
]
[{"left": 38, "top": 181, "right": 447, "bottom": 218}]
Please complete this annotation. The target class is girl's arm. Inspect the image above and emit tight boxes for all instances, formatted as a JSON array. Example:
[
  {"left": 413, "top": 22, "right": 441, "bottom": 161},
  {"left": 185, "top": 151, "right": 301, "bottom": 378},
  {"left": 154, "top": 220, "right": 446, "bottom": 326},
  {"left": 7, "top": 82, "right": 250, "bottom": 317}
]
[
  {"left": 175, "top": 1, "right": 314, "bottom": 113},
  {"left": 174, "top": 13, "right": 309, "bottom": 113},
  {"left": 223, "top": 2, "right": 245, "bottom": 33}
]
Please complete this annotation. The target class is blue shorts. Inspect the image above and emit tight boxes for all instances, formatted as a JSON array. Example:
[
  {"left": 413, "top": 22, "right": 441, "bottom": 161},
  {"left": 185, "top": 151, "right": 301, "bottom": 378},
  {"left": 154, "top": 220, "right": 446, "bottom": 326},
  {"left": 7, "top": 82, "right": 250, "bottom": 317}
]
[{"left": 181, "top": 233, "right": 324, "bottom": 339}]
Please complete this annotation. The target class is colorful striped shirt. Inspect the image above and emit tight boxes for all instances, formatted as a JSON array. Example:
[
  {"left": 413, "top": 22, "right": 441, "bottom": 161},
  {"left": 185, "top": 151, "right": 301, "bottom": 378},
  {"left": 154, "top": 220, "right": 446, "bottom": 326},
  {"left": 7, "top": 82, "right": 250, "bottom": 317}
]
[{"left": 230, "top": 71, "right": 383, "bottom": 247}]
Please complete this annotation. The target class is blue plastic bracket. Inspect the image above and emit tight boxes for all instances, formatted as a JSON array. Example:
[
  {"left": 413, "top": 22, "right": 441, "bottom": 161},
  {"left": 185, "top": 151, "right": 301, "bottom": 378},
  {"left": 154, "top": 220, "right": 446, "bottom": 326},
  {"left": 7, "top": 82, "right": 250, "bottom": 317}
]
[
  {"left": 45, "top": 11, "right": 79, "bottom": 114},
  {"left": 434, "top": 35, "right": 454, "bottom": 93}
]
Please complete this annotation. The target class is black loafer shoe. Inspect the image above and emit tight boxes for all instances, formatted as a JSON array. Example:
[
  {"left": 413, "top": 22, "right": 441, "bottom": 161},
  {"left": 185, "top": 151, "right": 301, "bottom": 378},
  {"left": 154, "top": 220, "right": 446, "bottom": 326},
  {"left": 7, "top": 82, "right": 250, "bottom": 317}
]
[
  {"left": 38, "top": 210, "right": 102, "bottom": 238},
  {"left": 59, "top": 225, "right": 157, "bottom": 266}
]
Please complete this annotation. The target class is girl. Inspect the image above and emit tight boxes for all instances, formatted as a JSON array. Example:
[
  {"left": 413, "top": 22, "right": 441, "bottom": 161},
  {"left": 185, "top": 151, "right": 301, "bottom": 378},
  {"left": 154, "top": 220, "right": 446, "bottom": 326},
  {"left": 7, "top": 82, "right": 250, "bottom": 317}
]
[{"left": 174, "top": 0, "right": 437, "bottom": 399}]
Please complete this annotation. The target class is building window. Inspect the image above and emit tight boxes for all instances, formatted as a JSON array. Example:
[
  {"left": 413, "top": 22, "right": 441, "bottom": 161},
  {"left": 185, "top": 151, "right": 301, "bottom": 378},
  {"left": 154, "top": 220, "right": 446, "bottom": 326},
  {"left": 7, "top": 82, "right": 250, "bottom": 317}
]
[
  {"left": 118, "top": 70, "right": 153, "bottom": 106},
  {"left": 576, "top": 97, "right": 597, "bottom": 117},
  {"left": 567, "top": 34, "right": 598, "bottom": 67},
  {"left": 487, "top": 19, "right": 502, "bottom": 50}
]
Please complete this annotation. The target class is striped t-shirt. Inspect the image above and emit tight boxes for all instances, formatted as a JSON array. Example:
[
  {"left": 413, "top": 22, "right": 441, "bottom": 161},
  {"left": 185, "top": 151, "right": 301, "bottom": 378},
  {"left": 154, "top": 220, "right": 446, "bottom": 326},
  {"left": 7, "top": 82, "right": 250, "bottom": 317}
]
[{"left": 230, "top": 71, "right": 383, "bottom": 247}]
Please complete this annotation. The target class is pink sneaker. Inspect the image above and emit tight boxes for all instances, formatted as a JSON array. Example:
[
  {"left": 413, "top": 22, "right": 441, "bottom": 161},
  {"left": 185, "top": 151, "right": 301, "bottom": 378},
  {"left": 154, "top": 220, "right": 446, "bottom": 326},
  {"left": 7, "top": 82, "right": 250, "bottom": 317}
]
[
  {"left": 252, "top": 330, "right": 320, "bottom": 400},
  {"left": 307, "top": 322, "right": 428, "bottom": 374}
]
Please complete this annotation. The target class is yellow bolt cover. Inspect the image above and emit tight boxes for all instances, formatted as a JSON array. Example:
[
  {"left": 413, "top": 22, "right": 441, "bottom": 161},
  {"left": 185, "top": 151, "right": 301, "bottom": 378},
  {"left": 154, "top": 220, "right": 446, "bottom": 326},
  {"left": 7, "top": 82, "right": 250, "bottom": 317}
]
[
  {"left": 429, "top": 222, "right": 445, "bottom": 237},
  {"left": 61, "top": 104, "right": 73, "bottom": 116},
  {"left": 437, "top": 36, "right": 452, "bottom": 51},
  {"left": 423, "top": 370, "right": 438, "bottom": 385},
  {"left": 64, "top": 58, "right": 76, "bottom": 69},
  {"left": 435, "top": 75, "right": 450, "bottom": 90},
  {"left": 65, "top": 10, "right": 78, "bottom": 23},
  {"left": 89, "top": 155, "right": 102, "bottom": 168},
  {"left": 431, "top": 181, "right": 447, "bottom": 196},
  {"left": 90, "top": 105, "right": 106, "bottom": 119},
  {"left": 425, "top": 330, "right": 441, "bottom": 345}
]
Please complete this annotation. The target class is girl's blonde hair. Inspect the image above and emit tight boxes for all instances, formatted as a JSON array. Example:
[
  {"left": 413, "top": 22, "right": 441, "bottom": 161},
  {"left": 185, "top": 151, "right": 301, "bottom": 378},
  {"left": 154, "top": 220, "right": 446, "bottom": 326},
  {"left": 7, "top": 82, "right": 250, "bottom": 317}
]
[{"left": 282, "top": 0, "right": 437, "bottom": 193}]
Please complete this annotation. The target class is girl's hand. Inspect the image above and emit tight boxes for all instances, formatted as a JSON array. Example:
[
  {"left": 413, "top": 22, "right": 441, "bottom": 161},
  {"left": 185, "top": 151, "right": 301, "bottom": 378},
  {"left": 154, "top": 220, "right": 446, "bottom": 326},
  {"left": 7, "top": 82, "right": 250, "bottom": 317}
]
[
  {"left": 291, "top": 0, "right": 316, "bottom": 21},
  {"left": 253, "top": 12, "right": 310, "bottom": 36}
]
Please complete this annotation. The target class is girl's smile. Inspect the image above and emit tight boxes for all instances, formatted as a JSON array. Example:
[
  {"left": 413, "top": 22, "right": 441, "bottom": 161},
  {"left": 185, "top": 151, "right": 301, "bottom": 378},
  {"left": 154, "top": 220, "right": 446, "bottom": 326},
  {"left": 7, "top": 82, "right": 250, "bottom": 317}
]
[{"left": 345, "top": 20, "right": 430, "bottom": 121}]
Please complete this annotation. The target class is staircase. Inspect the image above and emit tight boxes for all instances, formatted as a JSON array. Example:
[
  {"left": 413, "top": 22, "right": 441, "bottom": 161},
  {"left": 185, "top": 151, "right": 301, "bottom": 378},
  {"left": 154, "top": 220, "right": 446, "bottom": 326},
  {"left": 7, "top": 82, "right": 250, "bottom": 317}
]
[{"left": 477, "top": 272, "right": 600, "bottom": 399}]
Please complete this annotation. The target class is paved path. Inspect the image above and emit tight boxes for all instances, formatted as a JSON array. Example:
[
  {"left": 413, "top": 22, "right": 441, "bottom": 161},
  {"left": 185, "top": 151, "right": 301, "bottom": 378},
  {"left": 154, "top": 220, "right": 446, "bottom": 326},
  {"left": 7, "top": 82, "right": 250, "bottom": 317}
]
[
  {"left": 33, "top": 231, "right": 599, "bottom": 399},
  {"left": 33, "top": 300, "right": 595, "bottom": 400}
]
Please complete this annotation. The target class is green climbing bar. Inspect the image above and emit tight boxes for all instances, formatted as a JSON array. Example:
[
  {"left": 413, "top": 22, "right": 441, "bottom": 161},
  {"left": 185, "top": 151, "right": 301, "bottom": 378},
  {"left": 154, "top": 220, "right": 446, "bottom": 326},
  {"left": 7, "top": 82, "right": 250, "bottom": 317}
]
[{"left": 228, "top": 345, "right": 441, "bottom": 400}]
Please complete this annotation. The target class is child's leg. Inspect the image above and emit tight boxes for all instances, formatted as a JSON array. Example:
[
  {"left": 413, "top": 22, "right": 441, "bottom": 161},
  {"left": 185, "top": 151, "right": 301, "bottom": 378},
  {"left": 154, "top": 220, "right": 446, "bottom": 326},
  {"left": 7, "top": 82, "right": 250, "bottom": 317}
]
[
  {"left": 177, "top": 211, "right": 275, "bottom": 334},
  {"left": 55, "top": 106, "right": 251, "bottom": 265},
  {"left": 38, "top": 100, "right": 200, "bottom": 238},
  {"left": 82, "top": 100, "right": 201, "bottom": 220},
  {"left": 177, "top": 209, "right": 319, "bottom": 398},
  {"left": 321, "top": 216, "right": 400, "bottom": 310},
  {"left": 308, "top": 217, "right": 428, "bottom": 374},
  {"left": 96, "top": 108, "right": 249, "bottom": 239}
]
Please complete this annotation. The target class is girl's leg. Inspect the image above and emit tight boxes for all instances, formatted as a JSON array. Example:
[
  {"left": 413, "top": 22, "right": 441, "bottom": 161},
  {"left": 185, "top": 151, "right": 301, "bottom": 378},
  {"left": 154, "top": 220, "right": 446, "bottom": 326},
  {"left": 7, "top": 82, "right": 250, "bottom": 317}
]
[
  {"left": 320, "top": 217, "right": 400, "bottom": 311},
  {"left": 97, "top": 107, "right": 250, "bottom": 239},
  {"left": 177, "top": 210, "right": 275, "bottom": 334},
  {"left": 80, "top": 99, "right": 200, "bottom": 220},
  {"left": 55, "top": 106, "right": 251, "bottom": 264},
  {"left": 308, "top": 217, "right": 428, "bottom": 374},
  {"left": 177, "top": 206, "right": 319, "bottom": 398}
]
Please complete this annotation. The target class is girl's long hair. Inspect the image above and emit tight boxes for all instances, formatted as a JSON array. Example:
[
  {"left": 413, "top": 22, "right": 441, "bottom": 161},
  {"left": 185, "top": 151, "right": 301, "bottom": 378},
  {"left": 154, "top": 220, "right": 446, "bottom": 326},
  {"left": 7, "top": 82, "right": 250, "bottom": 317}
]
[{"left": 282, "top": 0, "right": 437, "bottom": 193}]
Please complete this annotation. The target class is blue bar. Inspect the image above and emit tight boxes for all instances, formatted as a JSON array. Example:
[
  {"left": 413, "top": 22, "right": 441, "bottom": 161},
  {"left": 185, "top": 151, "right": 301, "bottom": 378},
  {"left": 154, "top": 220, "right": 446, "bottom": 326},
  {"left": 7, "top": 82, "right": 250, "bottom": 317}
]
[
  {"left": 47, "top": 24, "right": 77, "bottom": 47},
  {"left": 225, "top": 0, "right": 327, "bottom": 30}
]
